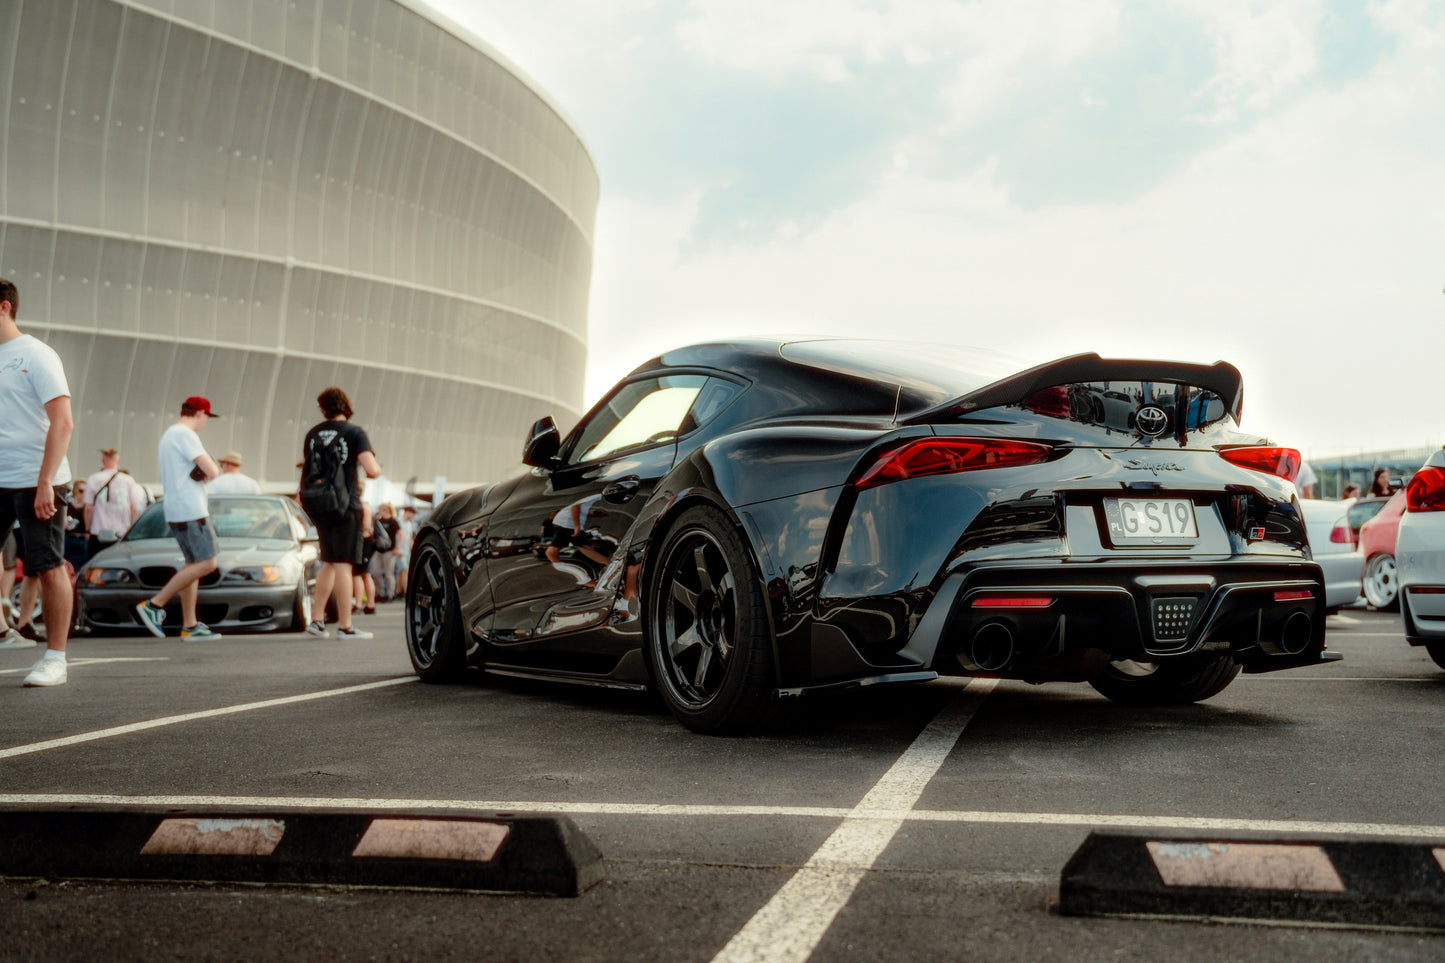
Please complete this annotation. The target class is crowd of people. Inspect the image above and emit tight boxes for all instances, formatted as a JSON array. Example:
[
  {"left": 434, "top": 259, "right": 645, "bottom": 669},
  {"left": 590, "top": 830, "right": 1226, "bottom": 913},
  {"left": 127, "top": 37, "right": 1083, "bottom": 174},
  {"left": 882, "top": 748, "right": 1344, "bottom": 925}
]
[{"left": 1, "top": 276, "right": 416, "bottom": 688}]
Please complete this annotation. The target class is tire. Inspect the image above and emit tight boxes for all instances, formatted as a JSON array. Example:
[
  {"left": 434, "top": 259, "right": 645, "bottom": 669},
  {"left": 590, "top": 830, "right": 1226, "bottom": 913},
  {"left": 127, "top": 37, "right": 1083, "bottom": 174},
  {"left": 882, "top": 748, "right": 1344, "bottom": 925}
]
[
  {"left": 1363, "top": 554, "right": 1399, "bottom": 611},
  {"left": 647, "top": 505, "right": 774, "bottom": 734},
  {"left": 289, "top": 581, "right": 313, "bottom": 631},
  {"left": 405, "top": 534, "right": 468, "bottom": 682},
  {"left": 1088, "top": 654, "right": 1241, "bottom": 706},
  {"left": 1426, "top": 641, "right": 1445, "bottom": 672}
]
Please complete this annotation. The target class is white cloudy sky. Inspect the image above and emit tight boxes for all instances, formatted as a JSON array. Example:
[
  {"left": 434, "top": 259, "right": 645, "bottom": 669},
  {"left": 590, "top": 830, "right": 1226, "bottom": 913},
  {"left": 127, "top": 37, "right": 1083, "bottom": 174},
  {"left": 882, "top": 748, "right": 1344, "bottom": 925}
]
[{"left": 427, "top": 0, "right": 1443, "bottom": 460}]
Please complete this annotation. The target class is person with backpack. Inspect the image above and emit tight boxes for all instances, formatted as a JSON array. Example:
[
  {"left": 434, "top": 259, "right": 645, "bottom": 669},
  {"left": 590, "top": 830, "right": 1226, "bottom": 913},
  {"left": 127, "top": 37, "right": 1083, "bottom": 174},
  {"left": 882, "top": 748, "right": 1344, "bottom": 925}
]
[{"left": 298, "top": 386, "right": 380, "bottom": 640}]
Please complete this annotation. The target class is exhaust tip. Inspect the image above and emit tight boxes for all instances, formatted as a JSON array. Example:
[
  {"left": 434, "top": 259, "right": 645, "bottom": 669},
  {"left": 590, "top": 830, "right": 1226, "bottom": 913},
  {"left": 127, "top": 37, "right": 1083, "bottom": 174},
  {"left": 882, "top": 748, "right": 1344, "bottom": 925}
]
[
  {"left": 1262, "top": 611, "right": 1312, "bottom": 656},
  {"left": 959, "top": 622, "right": 1014, "bottom": 672}
]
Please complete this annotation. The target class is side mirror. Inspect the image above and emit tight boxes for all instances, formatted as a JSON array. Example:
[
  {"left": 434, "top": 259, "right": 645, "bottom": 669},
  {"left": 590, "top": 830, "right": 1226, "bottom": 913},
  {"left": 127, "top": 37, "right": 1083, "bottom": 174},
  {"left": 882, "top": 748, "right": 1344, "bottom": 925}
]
[{"left": 523, "top": 417, "right": 562, "bottom": 468}]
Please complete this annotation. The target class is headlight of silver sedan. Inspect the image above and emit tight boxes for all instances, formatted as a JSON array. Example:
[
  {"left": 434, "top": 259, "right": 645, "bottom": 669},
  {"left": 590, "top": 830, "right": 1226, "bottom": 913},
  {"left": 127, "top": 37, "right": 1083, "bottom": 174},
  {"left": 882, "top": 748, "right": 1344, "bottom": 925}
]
[
  {"left": 84, "top": 568, "right": 136, "bottom": 585},
  {"left": 223, "top": 565, "right": 287, "bottom": 584}
]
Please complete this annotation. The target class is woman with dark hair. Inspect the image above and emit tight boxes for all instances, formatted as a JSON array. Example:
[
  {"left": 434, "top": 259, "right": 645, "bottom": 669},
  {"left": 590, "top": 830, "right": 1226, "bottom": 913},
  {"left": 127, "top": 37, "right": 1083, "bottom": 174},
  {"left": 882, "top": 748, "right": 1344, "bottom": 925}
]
[
  {"left": 298, "top": 386, "right": 381, "bottom": 639},
  {"left": 1368, "top": 468, "right": 1392, "bottom": 497}
]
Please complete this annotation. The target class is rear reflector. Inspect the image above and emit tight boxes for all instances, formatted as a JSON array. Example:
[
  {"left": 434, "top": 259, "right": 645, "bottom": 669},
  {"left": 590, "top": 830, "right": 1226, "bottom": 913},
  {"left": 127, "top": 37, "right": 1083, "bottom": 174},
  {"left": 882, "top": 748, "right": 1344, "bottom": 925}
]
[
  {"left": 1274, "top": 590, "right": 1314, "bottom": 602},
  {"left": 971, "top": 595, "right": 1055, "bottom": 608},
  {"left": 1407, "top": 586, "right": 1445, "bottom": 595},
  {"left": 1218, "top": 446, "right": 1302, "bottom": 483},
  {"left": 1406, "top": 467, "right": 1445, "bottom": 512},
  {"left": 856, "top": 437, "right": 1052, "bottom": 490}
]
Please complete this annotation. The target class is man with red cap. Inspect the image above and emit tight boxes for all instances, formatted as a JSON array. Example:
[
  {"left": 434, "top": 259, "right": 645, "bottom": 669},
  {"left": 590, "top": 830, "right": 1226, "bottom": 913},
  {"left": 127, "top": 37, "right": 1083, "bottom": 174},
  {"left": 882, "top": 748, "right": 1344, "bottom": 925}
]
[{"left": 136, "top": 396, "right": 221, "bottom": 639}]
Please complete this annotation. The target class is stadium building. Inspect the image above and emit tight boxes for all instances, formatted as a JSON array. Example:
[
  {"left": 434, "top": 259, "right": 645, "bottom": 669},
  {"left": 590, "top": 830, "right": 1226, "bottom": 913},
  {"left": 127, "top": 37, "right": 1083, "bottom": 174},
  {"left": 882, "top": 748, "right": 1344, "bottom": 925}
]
[{"left": 0, "top": 0, "right": 596, "bottom": 494}]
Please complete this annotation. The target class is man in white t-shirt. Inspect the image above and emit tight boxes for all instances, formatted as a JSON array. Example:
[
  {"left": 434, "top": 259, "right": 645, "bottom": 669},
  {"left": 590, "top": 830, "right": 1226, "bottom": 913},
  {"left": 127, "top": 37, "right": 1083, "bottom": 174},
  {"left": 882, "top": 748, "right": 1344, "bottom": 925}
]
[
  {"left": 135, "top": 396, "right": 221, "bottom": 640},
  {"left": 208, "top": 450, "right": 262, "bottom": 494},
  {"left": 0, "top": 278, "right": 75, "bottom": 685},
  {"left": 84, "top": 447, "right": 149, "bottom": 557}
]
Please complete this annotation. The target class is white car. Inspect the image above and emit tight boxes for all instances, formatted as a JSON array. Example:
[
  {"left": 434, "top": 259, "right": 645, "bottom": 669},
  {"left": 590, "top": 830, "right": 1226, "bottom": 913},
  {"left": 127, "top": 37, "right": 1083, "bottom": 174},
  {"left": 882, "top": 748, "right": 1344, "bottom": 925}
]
[
  {"left": 1299, "top": 498, "right": 1365, "bottom": 613},
  {"left": 1398, "top": 447, "right": 1445, "bottom": 669}
]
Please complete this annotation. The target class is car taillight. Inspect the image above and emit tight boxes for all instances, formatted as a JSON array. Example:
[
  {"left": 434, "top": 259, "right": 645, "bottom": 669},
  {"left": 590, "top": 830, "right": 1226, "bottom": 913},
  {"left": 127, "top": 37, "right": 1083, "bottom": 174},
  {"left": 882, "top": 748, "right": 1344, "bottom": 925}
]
[
  {"left": 1217, "top": 446, "right": 1302, "bottom": 483},
  {"left": 855, "top": 437, "right": 1053, "bottom": 490},
  {"left": 1329, "top": 522, "right": 1355, "bottom": 545},
  {"left": 1405, "top": 467, "right": 1445, "bottom": 512}
]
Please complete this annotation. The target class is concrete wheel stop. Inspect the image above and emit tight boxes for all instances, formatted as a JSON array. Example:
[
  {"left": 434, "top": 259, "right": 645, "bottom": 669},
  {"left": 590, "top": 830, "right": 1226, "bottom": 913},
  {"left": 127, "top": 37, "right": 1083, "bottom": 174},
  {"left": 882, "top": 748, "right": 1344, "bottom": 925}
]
[
  {"left": 0, "top": 806, "right": 603, "bottom": 896},
  {"left": 1060, "top": 831, "right": 1445, "bottom": 931}
]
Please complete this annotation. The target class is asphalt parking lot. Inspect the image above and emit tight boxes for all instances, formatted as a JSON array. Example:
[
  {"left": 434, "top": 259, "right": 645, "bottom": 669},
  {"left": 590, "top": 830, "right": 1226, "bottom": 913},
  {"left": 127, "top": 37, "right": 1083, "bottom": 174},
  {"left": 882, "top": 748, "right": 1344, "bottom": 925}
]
[{"left": 2, "top": 606, "right": 1444, "bottom": 961}]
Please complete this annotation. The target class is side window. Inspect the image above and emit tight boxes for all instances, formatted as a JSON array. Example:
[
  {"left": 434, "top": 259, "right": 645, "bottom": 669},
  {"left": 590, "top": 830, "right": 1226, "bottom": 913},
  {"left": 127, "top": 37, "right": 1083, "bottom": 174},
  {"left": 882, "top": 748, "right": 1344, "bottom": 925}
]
[
  {"left": 567, "top": 375, "right": 708, "bottom": 465},
  {"left": 681, "top": 378, "right": 744, "bottom": 434}
]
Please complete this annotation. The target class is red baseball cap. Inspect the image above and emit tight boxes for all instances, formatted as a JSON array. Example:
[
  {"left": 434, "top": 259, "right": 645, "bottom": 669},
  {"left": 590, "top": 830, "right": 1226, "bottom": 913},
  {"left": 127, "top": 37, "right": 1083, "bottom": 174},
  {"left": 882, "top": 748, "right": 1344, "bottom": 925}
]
[{"left": 183, "top": 395, "right": 221, "bottom": 417}]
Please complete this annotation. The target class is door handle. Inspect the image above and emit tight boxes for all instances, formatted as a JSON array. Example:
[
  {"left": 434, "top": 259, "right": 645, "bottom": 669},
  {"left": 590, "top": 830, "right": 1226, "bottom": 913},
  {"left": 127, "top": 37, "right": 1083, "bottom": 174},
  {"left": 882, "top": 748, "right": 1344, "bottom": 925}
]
[{"left": 603, "top": 477, "right": 641, "bottom": 504}]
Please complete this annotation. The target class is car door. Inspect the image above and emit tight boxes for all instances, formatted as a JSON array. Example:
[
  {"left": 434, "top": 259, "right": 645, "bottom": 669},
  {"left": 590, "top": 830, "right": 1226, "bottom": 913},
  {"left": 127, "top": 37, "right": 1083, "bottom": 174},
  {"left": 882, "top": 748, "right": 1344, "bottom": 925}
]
[{"left": 479, "top": 373, "right": 713, "bottom": 658}]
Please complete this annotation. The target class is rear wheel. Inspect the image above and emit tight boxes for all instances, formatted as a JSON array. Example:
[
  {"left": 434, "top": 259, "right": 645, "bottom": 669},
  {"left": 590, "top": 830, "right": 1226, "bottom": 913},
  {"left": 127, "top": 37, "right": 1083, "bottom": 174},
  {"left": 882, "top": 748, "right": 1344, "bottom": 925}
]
[
  {"left": 1363, "top": 554, "right": 1399, "bottom": 611},
  {"left": 1088, "top": 654, "right": 1240, "bottom": 706},
  {"left": 1426, "top": 641, "right": 1445, "bottom": 672},
  {"left": 647, "top": 505, "right": 773, "bottom": 734},
  {"left": 405, "top": 535, "right": 467, "bottom": 682}
]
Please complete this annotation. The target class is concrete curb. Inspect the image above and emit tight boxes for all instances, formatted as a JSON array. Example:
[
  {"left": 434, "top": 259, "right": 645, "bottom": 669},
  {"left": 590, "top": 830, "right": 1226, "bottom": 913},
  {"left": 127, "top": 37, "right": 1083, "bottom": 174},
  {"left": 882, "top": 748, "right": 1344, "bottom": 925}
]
[
  {"left": 1060, "top": 831, "right": 1445, "bottom": 931},
  {"left": 0, "top": 806, "right": 603, "bottom": 896}
]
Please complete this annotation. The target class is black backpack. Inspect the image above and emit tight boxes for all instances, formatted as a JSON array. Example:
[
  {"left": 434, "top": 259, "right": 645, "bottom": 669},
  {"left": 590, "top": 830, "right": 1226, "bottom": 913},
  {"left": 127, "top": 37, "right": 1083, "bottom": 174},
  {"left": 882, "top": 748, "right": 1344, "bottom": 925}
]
[{"left": 299, "top": 429, "right": 350, "bottom": 523}]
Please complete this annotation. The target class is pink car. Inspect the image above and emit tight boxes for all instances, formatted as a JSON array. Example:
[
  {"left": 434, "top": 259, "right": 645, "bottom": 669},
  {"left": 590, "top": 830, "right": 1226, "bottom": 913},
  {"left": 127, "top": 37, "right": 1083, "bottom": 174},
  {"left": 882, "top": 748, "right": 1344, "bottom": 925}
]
[{"left": 1359, "top": 490, "right": 1408, "bottom": 610}]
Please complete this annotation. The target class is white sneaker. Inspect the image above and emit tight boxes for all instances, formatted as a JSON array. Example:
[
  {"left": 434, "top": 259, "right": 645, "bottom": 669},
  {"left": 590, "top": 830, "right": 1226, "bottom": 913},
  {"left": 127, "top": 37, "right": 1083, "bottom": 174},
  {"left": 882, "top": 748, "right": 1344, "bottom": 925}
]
[
  {"left": 23, "top": 656, "right": 67, "bottom": 687},
  {"left": 0, "top": 627, "right": 37, "bottom": 649},
  {"left": 304, "top": 621, "right": 328, "bottom": 639},
  {"left": 336, "top": 625, "right": 373, "bottom": 640}
]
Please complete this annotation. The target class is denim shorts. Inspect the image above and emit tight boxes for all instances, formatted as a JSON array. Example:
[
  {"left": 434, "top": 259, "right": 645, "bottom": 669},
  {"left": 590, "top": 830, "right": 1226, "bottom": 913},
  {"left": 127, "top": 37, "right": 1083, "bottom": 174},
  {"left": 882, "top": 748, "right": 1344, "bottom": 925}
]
[
  {"left": 0, "top": 486, "right": 68, "bottom": 575},
  {"left": 169, "top": 517, "right": 219, "bottom": 565}
]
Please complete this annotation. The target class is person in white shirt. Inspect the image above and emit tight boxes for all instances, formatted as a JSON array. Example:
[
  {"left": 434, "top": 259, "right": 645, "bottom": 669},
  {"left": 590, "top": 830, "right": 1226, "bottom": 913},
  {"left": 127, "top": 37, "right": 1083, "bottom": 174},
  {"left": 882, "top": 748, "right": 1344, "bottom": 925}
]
[
  {"left": 209, "top": 450, "right": 262, "bottom": 495},
  {"left": 84, "top": 448, "right": 149, "bottom": 557},
  {"left": 134, "top": 396, "right": 222, "bottom": 640},
  {"left": 0, "top": 277, "right": 75, "bottom": 684}
]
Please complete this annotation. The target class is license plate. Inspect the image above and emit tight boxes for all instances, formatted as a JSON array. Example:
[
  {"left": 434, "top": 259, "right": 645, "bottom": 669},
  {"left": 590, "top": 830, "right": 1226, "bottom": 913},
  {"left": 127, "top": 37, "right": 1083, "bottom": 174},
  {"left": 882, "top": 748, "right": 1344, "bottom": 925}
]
[{"left": 1103, "top": 498, "right": 1198, "bottom": 543}]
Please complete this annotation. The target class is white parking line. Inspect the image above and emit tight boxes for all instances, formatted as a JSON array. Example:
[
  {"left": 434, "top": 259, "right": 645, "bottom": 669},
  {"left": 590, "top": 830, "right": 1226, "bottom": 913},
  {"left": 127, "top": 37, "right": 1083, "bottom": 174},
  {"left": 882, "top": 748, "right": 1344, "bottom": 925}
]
[
  {"left": 712, "top": 677, "right": 997, "bottom": 963},
  {"left": 0, "top": 677, "right": 415, "bottom": 760},
  {"left": 0, "top": 657, "right": 169, "bottom": 677},
  {"left": 1, "top": 793, "right": 1441, "bottom": 842}
]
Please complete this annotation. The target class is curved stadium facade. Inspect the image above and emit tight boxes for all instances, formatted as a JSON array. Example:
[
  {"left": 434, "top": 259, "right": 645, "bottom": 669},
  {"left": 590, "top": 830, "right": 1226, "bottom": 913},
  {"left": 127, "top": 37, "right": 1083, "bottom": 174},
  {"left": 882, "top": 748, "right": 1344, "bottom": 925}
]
[{"left": 0, "top": 0, "right": 596, "bottom": 492}]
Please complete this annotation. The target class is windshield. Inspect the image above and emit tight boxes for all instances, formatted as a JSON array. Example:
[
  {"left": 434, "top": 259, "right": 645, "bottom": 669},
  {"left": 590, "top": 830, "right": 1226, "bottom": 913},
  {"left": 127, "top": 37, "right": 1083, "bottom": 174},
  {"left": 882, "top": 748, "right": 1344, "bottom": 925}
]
[{"left": 126, "top": 498, "right": 300, "bottom": 541}]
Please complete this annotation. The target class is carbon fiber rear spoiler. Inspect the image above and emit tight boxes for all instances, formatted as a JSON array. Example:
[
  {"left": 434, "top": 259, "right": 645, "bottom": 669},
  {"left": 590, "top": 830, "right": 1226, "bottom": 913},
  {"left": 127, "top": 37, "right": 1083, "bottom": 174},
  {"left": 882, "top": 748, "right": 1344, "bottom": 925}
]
[{"left": 901, "top": 353, "right": 1244, "bottom": 425}]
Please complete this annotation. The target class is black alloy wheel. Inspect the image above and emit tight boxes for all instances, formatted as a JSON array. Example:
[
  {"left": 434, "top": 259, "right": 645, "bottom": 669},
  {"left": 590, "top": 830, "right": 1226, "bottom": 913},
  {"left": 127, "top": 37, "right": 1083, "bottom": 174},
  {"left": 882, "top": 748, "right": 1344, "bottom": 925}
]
[
  {"left": 405, "top": 535, "right": 467, "bottom": 682},
  {"left": 649, "top": 505, "right": 773, "bottom": 734},
  {"left": 1088, "top": 653, "right": 1240, "bottom": 706}
]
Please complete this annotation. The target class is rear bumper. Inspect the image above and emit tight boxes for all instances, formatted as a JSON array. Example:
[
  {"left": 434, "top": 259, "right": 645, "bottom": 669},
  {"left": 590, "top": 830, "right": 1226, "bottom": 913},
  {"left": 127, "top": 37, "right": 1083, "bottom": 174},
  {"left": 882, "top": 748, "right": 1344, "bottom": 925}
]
[
  {"left": 805, "top": 559, "right": 1339, "bottom": 685},
  {"left": 1402, "top": 587, "right": 1445, "bottom": 644}
]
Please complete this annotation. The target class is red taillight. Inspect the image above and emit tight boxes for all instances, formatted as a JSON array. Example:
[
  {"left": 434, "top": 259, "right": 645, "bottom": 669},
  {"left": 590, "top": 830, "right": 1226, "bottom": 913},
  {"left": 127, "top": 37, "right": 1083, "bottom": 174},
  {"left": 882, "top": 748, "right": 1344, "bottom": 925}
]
[
  {"left": 855, "top": 437, "right": 1052, "bottom": 490},
  {"left": 971, "top": 595, "right": 1055, "bottom": 608},
  {"left": 1218, "top": 446, "right": 1302, "bottom": 483},
  {"left": 1329, "top": 522, "right": 1355, "bottom": 545},
  {"left": 1274, "top": 589, "right": 1314, "bottom": 602},
  {"left": 1405, "top": 467, "right": 1445, "bottom": 512}
]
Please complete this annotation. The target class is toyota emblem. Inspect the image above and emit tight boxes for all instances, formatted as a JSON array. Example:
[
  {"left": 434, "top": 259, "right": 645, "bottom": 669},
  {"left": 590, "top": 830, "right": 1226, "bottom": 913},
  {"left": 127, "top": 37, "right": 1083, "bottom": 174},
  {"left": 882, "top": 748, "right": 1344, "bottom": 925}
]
[{"left": 1135, "top": 405, "right": 1169, "bottom": 437}]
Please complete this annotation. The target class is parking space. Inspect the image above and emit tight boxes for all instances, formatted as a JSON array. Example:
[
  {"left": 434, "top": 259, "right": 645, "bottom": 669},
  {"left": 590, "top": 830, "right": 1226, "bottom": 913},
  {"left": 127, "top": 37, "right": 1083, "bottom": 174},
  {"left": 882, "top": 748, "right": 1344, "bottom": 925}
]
[{"left": 3, "top": 609, "right": 1445, "bottom": 959}]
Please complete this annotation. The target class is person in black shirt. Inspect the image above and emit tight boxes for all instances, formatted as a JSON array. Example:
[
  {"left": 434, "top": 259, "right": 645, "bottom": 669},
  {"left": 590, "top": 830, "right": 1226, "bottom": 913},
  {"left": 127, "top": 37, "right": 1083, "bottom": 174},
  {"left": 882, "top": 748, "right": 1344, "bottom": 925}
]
[{"left": 299, "top": 387, "right": 381, "bottom": 640}]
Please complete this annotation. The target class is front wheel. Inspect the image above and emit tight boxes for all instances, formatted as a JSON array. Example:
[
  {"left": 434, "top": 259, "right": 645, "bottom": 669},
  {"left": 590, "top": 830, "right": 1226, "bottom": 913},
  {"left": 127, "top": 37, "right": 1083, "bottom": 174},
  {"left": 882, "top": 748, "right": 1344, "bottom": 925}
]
[
  {"left": 647, "top": 506, "right": 774, "bottom": 734},
  {"left": 1363, "top": 554, "right": 1399, "bottom": 611},
  {"left": 289, "top": 581, "right": 312, "bottom": 631},
  {"left": 1088, "top": 654, "right": 1241, "bottom": 706},
  {"left": 405, "top": 535, "right": 468, "bottom": 683}
]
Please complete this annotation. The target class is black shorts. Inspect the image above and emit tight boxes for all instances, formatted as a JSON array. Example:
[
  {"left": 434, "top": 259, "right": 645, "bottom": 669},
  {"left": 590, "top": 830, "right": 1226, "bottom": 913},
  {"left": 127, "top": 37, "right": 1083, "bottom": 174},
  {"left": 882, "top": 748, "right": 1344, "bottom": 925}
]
[
  {"left": 316, "top": 510, "right": 363, "bottom": 566},
  {"left": 0, "top": 487, "right": 69, "bottom": 576}
]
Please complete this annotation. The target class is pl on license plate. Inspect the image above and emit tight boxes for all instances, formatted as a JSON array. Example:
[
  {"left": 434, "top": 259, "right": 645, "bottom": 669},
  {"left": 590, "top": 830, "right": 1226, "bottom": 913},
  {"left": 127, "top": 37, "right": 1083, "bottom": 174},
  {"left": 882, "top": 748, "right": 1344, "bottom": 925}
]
[{"left": 1103, "top": 498, "right": 1198, "bottom": 543}]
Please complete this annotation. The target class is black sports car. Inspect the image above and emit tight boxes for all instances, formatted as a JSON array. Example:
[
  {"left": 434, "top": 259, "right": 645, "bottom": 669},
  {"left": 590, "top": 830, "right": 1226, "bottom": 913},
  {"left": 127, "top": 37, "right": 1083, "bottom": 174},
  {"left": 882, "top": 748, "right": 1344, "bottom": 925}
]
[{"left": 405, "top": 339, "right": 1339, "bottom": 732}]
